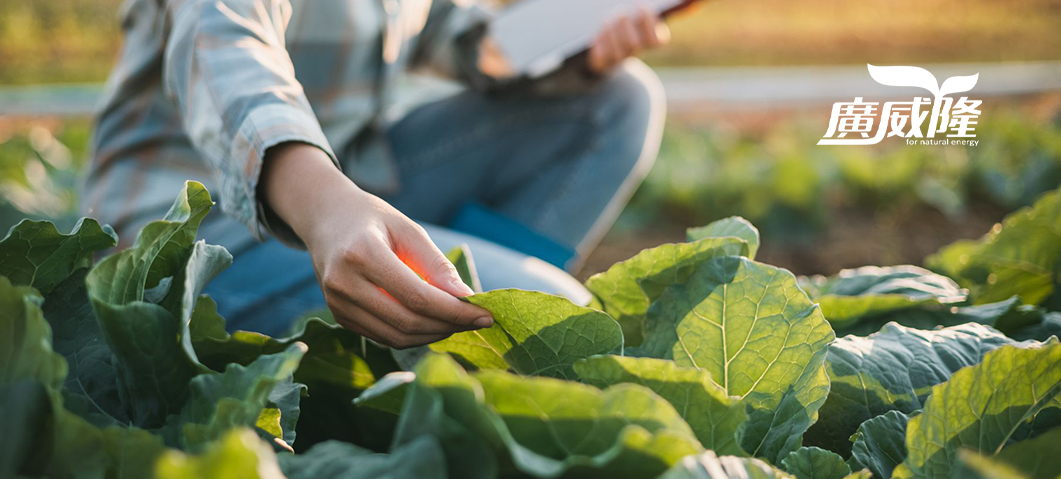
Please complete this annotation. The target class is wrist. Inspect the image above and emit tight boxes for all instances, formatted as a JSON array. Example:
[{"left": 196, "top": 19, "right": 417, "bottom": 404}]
[{"left": 261, "top": 142, "right": 361, "bottom": 245}]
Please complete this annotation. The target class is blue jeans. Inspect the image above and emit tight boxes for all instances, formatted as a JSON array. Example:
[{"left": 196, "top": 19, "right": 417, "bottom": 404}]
[{"left": 201, "top": 60, "right": 666, "bottom": 336}]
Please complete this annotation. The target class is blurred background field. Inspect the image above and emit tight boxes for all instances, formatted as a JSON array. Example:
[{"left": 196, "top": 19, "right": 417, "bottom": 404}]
[{"left": 1, "top": 0, "right": 1060, "bottom": 279}]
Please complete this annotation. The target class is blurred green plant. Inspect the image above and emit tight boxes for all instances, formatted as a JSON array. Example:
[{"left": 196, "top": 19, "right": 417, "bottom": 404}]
[
  {"left": 624, "top": 105, "right": 1061, "bottom": 240},
  {"left": 0, "top": 120, "right": 92, "bottom": 231}
]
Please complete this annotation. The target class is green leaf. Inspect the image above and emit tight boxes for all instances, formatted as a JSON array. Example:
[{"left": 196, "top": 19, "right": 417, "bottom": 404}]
[
  {"left": 0, "top": 379, "right": 53, "bottom": 478},
  {"left": 44, "top": 269, "right": 130, "bottom": 426},
  {"left": 393, "top": 353, "right": 702, "bottom": 479},
  {"left": 155, "top": 428, "right": 285, "bottom": 479},
  {"left": 573, "top": 355, "right": 747, "bottom": 455},
  {"left": 954, "top": 450, "right": 1031, "bottom": 479},
  {"left": 429, "top": 289, "right": 623, "bottom": 379},
  {"left": 957, "top": 426, "right": 1061, "bottom": 479},
  {"left": 278, "top": 436, "right": 448, "bottom": 479},
  {"left": 850, "top": 410, "right": 912, "bottom": 479},
  {"left": 804, "top": 323, "right": 1017, "bottom": 456},
  {"left": 584, "top": 237, "right": 750, "bottom": 346},
  {"left": 658, "top": 450, "right": 794, "bottom": 479},
  {"left": 687, "top": 216, "right": 761, "bottom": 259},
  {"left": 638, "top": 255, "right": 834, "bottom": 463},
  {"left": 0, "top": 217, "right": 117, "bottom": 294},
  {"left": 85, "top": 181, "right": 219, "bottom": 427},
  {"left": 0, "top": 277, "right": 66, "bottom": 391},
  {"left": 927, "top": 187, "right": 1061, "bottom": 308},
  {"left": 446, "top": 244, "right": 481, "bottom": 293},
  {"left": 892, "top": 341, "right": 1061, "bottom": 479},
  {"left": 781, "top": 447, "right": 852, "bottom": 479},
  {"left": 800, "top": 265, "right": 966, "bottom": 331},
  {"left": 175, "top": 343, "right": 306, "bottom": 451}
]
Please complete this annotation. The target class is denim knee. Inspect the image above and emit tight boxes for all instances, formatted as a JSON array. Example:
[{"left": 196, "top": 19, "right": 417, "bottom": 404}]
[{"left": 591, "top": 58, "right": 667, "bottom": 180}]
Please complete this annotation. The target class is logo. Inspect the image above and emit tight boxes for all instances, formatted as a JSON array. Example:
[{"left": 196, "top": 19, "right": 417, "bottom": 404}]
[{"left": 818, "top": 65, "right": 982, "bottom": 146}]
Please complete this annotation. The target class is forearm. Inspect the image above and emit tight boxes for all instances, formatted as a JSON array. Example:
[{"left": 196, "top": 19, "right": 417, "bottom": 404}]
[{"left": 260, "top": 143, "right": 362, "bottom": 247}]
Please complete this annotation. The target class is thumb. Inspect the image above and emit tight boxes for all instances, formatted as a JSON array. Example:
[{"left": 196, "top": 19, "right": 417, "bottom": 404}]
[{"left": 392, "top": 222, "right": 475, "bottom": 298}]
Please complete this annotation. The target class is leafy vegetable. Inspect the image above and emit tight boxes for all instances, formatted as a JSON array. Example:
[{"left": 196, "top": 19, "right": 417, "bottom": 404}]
[
  {"left": 892, "top": 341, "right": 1061, "bottom": 479},
  {"left": 686, "top": 216, "right": 761, "bottom": 259},
  {"left": 780, "top": 447, "right": 854, "bottom": 479},
  {"left": 429, "top": 289, "right": 623, "bottom": 379},
  {"left": 5, "top": 182, "right": 1061, "bottom": 479},
  {"left": 849, "top": 410, "right": 912, "bottom": 479},
  {"left": 574, "top": 355, "right": 747, "bottom": 455},
  {"left": 928, "top": 187, "right": 1061, "bottom": 309},
  {"left": 446, "top": 244, "right": 482, "bottom": 293},
  {"left": 658, "top": 451, "right": 795, "bottom": 479},
  {"left": 799, "top": 265, "right": 966, "bottom": 332},
  {"left": 804, "top": 323, "right": 1017, "bottom": 455},
  {"left": 955, "top": 426, "right": 1061, "bottom": 479},
  {"left": 584, "top": 233, "right": 749, "bottom": 345},
  {"left": 0, "top": 217, "right": 116, "bottom": 294},
  {"left": 638, "top": 255, "right": 834, "bottom": 463},
  {"left": 392, "top": 353, "right": 701, "bottom": 479}
]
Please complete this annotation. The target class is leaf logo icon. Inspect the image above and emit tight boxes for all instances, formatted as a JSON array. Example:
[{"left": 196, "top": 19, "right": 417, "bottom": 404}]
[{"left": 867, "top": 64, "right": 978, "bottom": 99}]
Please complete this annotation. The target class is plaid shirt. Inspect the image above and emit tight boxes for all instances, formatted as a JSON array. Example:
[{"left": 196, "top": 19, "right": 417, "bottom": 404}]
[{"left": 84, "top": 0, "right": 493, "bottom": 247}]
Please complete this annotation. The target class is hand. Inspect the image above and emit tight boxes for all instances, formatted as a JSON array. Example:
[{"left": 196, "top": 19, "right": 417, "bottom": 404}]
[
  {"left": 587, "top": 7, "right": 670, "bottom": 74},
  {"left": 260, "top": 143, "right": 494, "bottom": 349}
]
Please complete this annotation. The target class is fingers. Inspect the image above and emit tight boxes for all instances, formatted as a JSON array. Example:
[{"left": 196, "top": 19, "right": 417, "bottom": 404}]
[
  {"left": 331, "top": 298, "right": 451, "bottom": 349},
  {"left": 588, "top": 9, "right": 666, "bottom": 74},
  {"left": 392, "top": 222, "right": 474, "bottom": 298},
  {"left": 588, "top": 21, "right": 622, "bottom": 73},
  {"left": 637, "top": 7, "right": 666, "bottom": 48},
  {"left": 361, "top": 240, "right": 493, "bottom": 329}
]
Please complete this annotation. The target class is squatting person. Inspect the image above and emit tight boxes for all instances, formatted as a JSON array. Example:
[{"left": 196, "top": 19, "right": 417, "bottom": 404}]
[{"left": 83, "top": 0, "right": 670, "bottom": 346}]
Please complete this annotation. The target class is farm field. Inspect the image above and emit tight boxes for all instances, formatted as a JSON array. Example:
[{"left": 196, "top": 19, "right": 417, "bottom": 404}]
[{"left": 4, "top": 181, "right": 1061, "bottom": 478}]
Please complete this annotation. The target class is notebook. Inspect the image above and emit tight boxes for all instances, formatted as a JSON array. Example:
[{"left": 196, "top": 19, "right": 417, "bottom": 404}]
[{"left": 488, "top": 0, "right": 696, "bottom": 78}]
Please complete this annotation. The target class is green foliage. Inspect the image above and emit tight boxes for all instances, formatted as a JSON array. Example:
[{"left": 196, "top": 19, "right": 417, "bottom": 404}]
[
  {"left": 892, "top": 341, "right": 1061, "bottom": 479},
  {"left": 4, "top": 183, "right": 1061, "bottom": 479},
  {"left": 637, "top": 255, "right": 834, "bottom": 463},
  {"left": 429, "top": 289, "right": 623, "bottom": 379},
  {"left": 780, "top": 447, "right": 853, "bottom": 479},
  {"left": 804, "top": 323, "right": 1017, "bottom": 456},
  {"left": 928, "top": 188, "right": 1061, "bottom": 310}
]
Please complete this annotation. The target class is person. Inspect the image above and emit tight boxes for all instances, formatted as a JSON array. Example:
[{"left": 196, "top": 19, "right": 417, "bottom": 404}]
[{"left": 83, "top": 0, "right": 669, "bottom": 347}]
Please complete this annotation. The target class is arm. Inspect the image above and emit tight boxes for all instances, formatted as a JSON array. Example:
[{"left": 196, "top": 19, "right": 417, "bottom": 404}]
[{"left": 162, "top": 0, "right": 491, "bottom": 347}]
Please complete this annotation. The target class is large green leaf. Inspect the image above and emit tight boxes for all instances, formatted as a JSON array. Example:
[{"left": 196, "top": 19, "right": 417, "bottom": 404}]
[
  {"left": 804, "top": 323, "right": 1017, "bottom": 456},
  {"left": 799, "top": 266, "right": 966, "bottom": 332},
  {"left": 892, "top": 341, "right": 1061, "bottom": 479},
  {"left": 0, "top": 217, "right": 116, "bottom": 294},
  {"left": 850, "top": 410, "right": 912, "bottom": 479},
  {"left": 927, "top": 187, "right": 1061, "bottom": 309},
  {"left": 638, "top": 255, "right": 834, "bottom": 463},
  {"left": 584, "top": 236, "right": 749, "bottom": 345},
  {"left": 781, "top": 447, "right": 853, "bottom": 479},
  {"left": 392, "top": 353, "right": 701, "bottom": 479},
  {"left": 658, "top": 451, "right": 794, "bottom": 479},
  {"left": 155, "top": 428, "right": 285, "bottom": 479},
  {"left": 0, "top": 277, "right": 65, "bottom": 391},
  {"left": 84, "top": 181, "right": 218, "bottom": 427},
  {"left": 0, "top": 272, "right": 166, "bottom": 479},
  {"left": 0, "top": 379, "right": 53, "bottom": 478},
  {"left": 279, "top": 437, "right": 448, "bottom": 479},
  {"left": 686, "top": 216, "right": 761, "bottom": 259},
  {"left": 175, "top": 344, "right": 306, "bottom": 451},
  {"left": 956, "top": 426, "right": 1061, "bottom": 479},
  {"left": 429, "top": 289, "right": 623, "bottom": 379},
  {"left": 573, "top": 355, "right": 747, "bottom": 455}
]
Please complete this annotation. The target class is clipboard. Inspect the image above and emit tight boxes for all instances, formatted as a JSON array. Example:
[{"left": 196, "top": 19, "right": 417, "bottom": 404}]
[{"left": 488, "top": 0, "right": 698, "bottom": 78}]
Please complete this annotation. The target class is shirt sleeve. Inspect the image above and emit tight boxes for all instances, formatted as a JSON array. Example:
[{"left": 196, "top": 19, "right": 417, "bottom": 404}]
[{"left": 162, "top": 0, "right": 337, "bottom": 247}]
